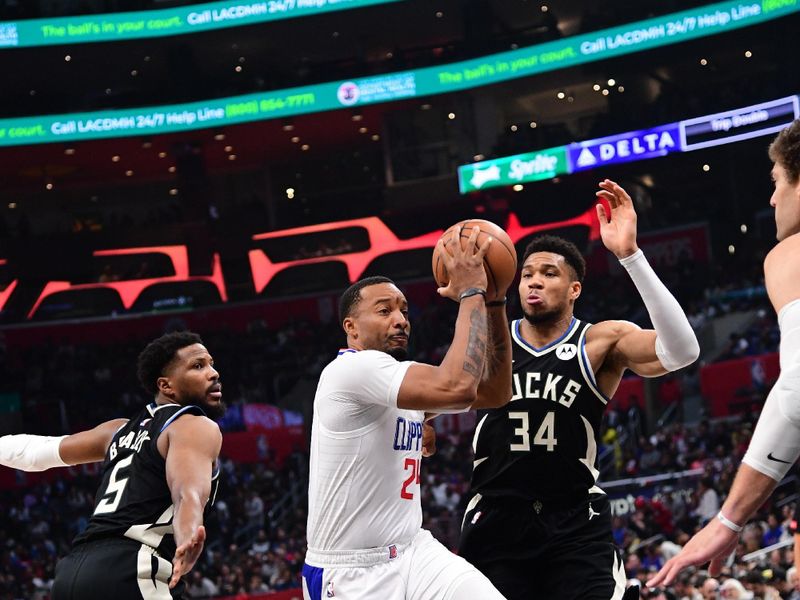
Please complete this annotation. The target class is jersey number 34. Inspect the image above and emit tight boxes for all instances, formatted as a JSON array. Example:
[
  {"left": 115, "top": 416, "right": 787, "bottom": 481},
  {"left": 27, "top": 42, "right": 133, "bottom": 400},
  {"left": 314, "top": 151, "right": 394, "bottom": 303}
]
[{"left": 508, "top": 411, "right": 557, "bottom": 452}]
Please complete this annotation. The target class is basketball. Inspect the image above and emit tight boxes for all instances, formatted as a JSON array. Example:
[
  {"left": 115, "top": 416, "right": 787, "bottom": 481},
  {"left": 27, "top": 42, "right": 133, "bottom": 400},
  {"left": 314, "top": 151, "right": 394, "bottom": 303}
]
[{"left": 431, "top": 219, "right": 518, "bottom": 301}]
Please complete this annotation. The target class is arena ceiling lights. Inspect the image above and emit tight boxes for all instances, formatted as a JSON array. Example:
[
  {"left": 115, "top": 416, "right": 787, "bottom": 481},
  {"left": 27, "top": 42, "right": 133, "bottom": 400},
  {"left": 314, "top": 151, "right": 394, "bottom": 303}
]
[
  {"left": 0, "top": 0, "right": 797, "bottom": 147},
  {"left": 0, "top": 0, "right": 400, "bottom": 48}
]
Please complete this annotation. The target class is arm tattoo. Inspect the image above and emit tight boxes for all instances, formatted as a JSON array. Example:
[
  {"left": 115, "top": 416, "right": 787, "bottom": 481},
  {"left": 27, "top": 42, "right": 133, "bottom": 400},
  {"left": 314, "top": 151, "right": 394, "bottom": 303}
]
[{"left": 463, "top": 307, "right": 487, "bottom": 378}]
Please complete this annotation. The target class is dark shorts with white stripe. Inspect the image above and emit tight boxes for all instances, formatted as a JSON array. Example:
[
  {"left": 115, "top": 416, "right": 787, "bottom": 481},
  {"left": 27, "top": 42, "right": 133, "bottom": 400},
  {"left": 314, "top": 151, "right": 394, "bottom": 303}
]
[
  {"left": 53, "top": 537, "right": 184, "bottom": 600},
  {"left": 458, "top": 492, "right": 631, "bottom": 600}
]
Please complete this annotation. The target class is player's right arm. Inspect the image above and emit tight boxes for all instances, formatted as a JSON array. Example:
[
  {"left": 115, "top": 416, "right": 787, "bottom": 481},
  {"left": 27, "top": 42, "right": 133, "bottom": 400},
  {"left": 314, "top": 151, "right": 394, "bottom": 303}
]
[
  {"left": 0, "top": 418, "right": 128, "bottom": 471},
  {"left": 649, "top": 234, "right": 800, "bottom": 588},
  {"left": 397, "top": 226, "right": 494, "bottom": 412},
  {"left": 161, "top": 414, "right": 222, "bottom": 588}
]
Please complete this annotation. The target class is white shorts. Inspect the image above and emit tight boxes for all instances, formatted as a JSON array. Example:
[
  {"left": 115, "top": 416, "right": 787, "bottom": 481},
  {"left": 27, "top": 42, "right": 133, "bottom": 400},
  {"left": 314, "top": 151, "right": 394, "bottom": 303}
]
[{"left": 303, "top": 529, "right": 492, "bottom": 600}]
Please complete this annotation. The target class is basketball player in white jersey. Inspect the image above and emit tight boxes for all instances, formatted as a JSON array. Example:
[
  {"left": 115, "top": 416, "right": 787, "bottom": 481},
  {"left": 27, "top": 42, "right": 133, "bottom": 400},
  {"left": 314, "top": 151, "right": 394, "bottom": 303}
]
[
  {"left": 303, "top": 226, "right": 512, "bottom": 600},
  {"left": 648, "top": 120, "right": 800, "bottom": 587}
]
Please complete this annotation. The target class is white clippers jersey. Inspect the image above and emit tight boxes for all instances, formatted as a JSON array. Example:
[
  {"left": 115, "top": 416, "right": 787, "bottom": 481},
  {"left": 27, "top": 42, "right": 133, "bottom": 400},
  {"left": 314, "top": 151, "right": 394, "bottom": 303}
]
[{"left": 307, "top": 349, "right": 424, "bottom": 552}]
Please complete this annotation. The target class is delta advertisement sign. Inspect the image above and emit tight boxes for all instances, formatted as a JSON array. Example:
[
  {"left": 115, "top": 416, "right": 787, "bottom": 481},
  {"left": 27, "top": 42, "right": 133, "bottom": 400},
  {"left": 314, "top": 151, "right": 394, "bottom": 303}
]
[{"left": 458, "top": 95, "right": 799, "bottom": 194}]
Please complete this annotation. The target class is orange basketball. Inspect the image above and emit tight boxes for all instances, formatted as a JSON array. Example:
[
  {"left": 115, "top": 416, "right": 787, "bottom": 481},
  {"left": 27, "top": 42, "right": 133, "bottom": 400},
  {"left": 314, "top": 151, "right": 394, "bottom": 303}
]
[{"left": 431, "top": 219, "right": 517, "bottom": 301}]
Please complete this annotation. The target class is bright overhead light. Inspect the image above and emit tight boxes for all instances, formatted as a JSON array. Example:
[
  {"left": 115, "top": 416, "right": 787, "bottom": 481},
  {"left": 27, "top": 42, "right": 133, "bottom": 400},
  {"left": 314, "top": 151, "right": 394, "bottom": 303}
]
[
  {"left": 447, "top": 112, "right": 456, "bottom": 120},
  {"left": 234, "top": 65, "right": 242, "bottom": 72},
  {"left": 601, "top": 89, "right": 609, "bottom": 96},
  {"left": 702, "top": 164, "right": 711, "bottom": 172},
  {"left": 168, "top": 166, "right": 176, "bottom": 173},
  {"left": 618, "top": 86, "right": 625, "bottom": 93},
  {"left": 510, "top": 125, "right": 518, "bottom": 132},
  {"left": 435, "top": 11, "right": 443, "bottom": 17},
  {"left": 228, "top": 154, "right": 237, "bottom": 160},
  {"left": 700, "top": 58, "right": 708, "bottom": 66},
  {"left": 557, "top": 91, "right": 566, "bottom": 99},
  {"left": 214, "top": 134, "right": 226, "bottom": 141},
  {"left": 371, "top": 134, "right": 380, "bottom": 141},
  {"left": 291, "top": 136, "right": 300, "bottom": 143},
  {"left": 112, "top": 155, "right": 120, "bottom": 162},
  {"left": 740, "top": 224, "right": 748, "bottom": 233},
  {"left": 64, "top": 148, "right": 76, "bottom": 155},
  {"left": 158, "top": 151, "right": 167, "bottom": 158},
  {"left": 745, "top": 50, "right": 752, "bottom": 58},
  {"left": 359, "top": 127, "right": 368, "bottom": 133},
  {"left": 286, "top": 188, "right": 295, "bottom": 199},
  {"left": 529, "top": 121, "right": 537, "bottom": 128},
  {"left": 130, "top": 69, "right": 138, "bottom": 76},
  {"left": 301, "top": 144, "right": 310, "bottom": 151},
  {"left": 728, "top": 245, "right": 735, "bottom": 255},
  {"left": 513, "top": 184, "right": 524, "bottom": 192},
  {"left": 8, "top": 202, "right": 16, "bottom": 209},
  {"left": 125, "top": 170, "right": 134, "bottom": 177},
  {"left": 607, "top": 78, "right": 616, "bottom": 86},
  {"left": 169, "top": 188, "right": 179, "bottom": 196},
  {"left": 593, "top": 84, "right": 601, "bottom": 91},
  {"left": 45, "top": 183, "right": 53, "bottom": 190},
  {"left": 64, "top": 55, "right": 71, "bottom": 62},
  {"left": 540, "top": 5, "right": 548, "bottom": 12},
  {"left": 224, "top": 145, "right": 233, "bottom": 152}
]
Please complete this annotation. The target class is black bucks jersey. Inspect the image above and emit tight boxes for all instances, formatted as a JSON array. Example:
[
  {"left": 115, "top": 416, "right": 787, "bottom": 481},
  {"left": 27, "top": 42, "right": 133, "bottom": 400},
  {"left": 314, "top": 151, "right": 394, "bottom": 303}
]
[
  {"left": 74, "top": 402, "right": 220, "bottom": 560},
  {"left": 470, "top": 317, "right": 610, "bottom": 504}
]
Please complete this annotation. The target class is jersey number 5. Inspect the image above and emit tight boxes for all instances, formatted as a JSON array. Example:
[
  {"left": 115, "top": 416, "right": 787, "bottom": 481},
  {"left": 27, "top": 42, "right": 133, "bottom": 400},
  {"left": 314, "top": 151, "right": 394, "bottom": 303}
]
[
  {"left": 508, "top": 411, "right": 557, "bottom": 452},
  {"left": 400, "top": 457, "right": 421, "bottom": 500},
  {"left": 94, "top": 454, "right": 134, "bottom": 515}
]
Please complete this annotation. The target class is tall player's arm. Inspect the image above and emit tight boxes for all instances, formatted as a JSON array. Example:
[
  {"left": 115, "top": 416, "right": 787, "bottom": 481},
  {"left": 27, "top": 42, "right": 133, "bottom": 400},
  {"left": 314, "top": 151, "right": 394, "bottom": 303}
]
[
  {"left": 473, "top": 302, "right": 513, "bottom": 409},
  {"left": 161, "top": 414, "right": 222, "bottom": 588},
  {"left": 648, "top": 235, "right": 800, "bottom": 588},
  {"left": 594, "top": 179, "right": 699, "bottom": 377},
  {"left": 0, "top": 418, "right": 128, "bottom": 471}
]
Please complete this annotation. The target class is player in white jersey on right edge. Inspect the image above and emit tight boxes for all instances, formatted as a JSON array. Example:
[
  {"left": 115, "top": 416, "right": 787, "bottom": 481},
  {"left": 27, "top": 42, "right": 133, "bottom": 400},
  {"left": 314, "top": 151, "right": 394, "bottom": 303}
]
[
  {"left": 303, "top": 225, "right": 512, "bottom": 600},
  {"left": 648, "top": 120, "right": 800, "bottom": 587}
]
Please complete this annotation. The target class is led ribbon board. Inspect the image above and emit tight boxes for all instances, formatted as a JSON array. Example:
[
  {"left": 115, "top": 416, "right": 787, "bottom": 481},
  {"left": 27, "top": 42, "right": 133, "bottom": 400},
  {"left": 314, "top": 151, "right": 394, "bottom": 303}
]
[
  {"left": 0, "top": 0, "right": 401, "bottom": 48},
  {"left": 0, "top": 0, "right": 797, "bottom": 146}
]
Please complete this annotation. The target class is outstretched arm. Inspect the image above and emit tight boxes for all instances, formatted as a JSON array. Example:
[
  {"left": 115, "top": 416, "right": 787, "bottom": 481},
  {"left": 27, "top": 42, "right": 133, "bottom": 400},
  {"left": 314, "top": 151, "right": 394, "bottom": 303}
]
[
  {"left": 0, "top": 418, "right": 128, "bottom": 471},
  {"left": 164, "top": 415, "right": 222, "bottom": 588},
  {"left": 596, "top": 179, "right": 699, "bottom": 376},
  {"left": 649, "top": 235, "right": 800, "bottom": 587}
]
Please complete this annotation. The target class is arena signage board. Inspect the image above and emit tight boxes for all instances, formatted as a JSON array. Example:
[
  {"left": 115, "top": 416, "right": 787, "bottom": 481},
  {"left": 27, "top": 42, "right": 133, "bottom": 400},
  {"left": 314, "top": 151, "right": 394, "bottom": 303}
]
[
  {"left": 567, "top": 124, "right": 681, "bottom": 172},
  {"left": 0, "top": 0, "right": 797, "bottom": 145},
  {"left": 458, "top": 95, "right": 800, "bottom": 194},
  {"left": 0, "top": 0, "right": 400, "bottom": 48},
  {"left": 458, "top": 148, "right": 569, "bottom": 193},
  {"left": 680, "top": 95, "right": 800, "bottom": 151}
]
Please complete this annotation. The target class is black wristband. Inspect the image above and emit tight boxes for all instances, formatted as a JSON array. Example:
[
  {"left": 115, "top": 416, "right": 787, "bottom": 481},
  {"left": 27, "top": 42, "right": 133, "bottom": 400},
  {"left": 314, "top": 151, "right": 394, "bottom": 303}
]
[
  {"left": 459, "top": 287, "right": 487, "bottom": 302},
  {"left": 486, "top": 297, "right": 507, "bottom": 307}
]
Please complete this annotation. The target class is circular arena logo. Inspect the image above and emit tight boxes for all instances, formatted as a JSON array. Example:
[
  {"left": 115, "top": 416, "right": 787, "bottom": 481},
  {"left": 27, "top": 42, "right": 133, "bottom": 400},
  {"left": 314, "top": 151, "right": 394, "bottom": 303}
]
[{"left": 337, "top": 81, "right": 360, "bottom": 106}]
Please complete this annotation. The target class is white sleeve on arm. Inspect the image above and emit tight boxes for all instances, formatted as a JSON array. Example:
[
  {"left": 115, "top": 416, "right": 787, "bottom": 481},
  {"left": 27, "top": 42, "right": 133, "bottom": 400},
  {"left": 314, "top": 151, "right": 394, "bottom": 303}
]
[
  {"left": 0, "top": 434, "right": 69, "bottom": 471},
  {"left": 743, "top": 299, "right": 800, "bottom": 481},
  {"left": 619, "top": 249, "right": 700, "bottom": 371}
]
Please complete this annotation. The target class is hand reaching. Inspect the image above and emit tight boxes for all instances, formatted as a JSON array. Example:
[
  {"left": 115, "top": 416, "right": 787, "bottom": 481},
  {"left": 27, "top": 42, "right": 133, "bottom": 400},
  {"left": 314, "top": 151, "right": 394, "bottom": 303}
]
[
  {"left": 170, "top": 525, "right": 206, "bottom": 589},
  {"left": 595, "top": 179, "right": 639, "bottom": 259},
  {"left": 646, "top": 518, "right": 739, "bottom": 588}
]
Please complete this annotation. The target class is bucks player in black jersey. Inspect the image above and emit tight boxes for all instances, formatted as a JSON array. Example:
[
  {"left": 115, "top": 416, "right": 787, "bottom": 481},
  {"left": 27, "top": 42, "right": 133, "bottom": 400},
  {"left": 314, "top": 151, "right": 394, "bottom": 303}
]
[
  {"left": 0, "top": 331, "right": 224, "bottom": 599},
  {"left": 458, "top": 180, "right": 700, "bottom": 600}
]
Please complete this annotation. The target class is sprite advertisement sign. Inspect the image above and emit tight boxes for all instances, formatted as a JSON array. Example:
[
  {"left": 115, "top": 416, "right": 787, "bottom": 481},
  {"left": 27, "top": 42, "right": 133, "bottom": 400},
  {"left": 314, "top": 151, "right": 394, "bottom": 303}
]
[{"left": 458, "top": 148, "right": 569, "bottom": 193}]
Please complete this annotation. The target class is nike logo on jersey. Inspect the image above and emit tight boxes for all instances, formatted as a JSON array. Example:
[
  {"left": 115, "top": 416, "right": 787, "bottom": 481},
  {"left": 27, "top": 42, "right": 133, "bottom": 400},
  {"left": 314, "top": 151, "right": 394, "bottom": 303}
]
[
  {"left": 767, "top": 452, "right": 791, "bottom": 464},
  {"left": 556, "top": 344, "right": 577, "bottom": 360},
  {"left": 473, "top": 456, "right": 488, "bottom": 469}
]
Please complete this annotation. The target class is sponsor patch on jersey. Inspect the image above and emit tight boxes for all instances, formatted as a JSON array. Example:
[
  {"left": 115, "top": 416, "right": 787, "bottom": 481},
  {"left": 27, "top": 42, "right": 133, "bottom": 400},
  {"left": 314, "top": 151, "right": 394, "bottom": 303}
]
[
  {"left": 388, "top": 544, "right": 398, "bottom": 559},
  {"left": 555, "top": 344, "right": 577, "bottom": 360}
]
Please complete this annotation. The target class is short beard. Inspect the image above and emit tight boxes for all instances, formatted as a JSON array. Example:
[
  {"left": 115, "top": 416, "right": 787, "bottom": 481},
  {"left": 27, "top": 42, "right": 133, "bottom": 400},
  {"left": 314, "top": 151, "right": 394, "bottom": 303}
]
[
  {"left": 202, "top": 400, "right": 228, "bottom": 421},
  {"left": 523, "top": 307, "right": 562, "bottom": 325},
  {"left": 385, "top": 346, "right": 408, "bottom": 361},
  {"left": 183, "top": 395, "right": 228, "bottom": 420}
]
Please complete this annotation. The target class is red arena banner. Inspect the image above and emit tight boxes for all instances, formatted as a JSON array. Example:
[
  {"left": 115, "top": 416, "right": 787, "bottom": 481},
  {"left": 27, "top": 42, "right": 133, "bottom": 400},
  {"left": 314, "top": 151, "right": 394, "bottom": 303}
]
[
  {"left": 249, "top": 209, "right": 600, "bottom": 294},
  {"left": 28, "top": 245, "right": 228, "bottom": 318}
]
